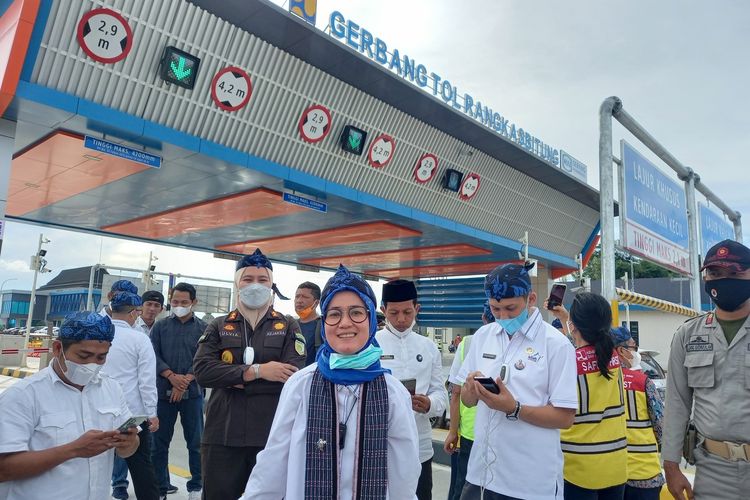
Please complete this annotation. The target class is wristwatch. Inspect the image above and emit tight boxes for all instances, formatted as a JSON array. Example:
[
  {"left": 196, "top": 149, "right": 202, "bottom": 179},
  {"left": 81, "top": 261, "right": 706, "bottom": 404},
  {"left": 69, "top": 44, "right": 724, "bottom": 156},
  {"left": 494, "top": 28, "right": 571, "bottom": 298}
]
[
  {"left": 506, "top": 401, "right": 521, "bottom": 421},
  {"left": 252, "top": 364, "right": 260, "bottom": 380}
]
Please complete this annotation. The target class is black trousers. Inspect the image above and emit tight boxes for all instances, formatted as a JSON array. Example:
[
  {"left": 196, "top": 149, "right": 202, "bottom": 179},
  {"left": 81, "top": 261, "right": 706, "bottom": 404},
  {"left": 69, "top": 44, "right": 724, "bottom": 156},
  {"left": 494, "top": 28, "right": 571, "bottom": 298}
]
[
  {"left": 200, "top": 443, "right": 262, "bottom": 500},
  {"left": 125, "top": 427, "right": 160, "bottom": 500},
  {"left": 623, "top": 485, "right": 661, "bottom": 500},
  {"left": 416, "top": 458, "right": 433, "bottom": 500},
  {"left": 564, "top": 481, "right": 626, "bottom": 500},
  {"left": 460, "top": 482, "right": 522, "bottom": 500}
]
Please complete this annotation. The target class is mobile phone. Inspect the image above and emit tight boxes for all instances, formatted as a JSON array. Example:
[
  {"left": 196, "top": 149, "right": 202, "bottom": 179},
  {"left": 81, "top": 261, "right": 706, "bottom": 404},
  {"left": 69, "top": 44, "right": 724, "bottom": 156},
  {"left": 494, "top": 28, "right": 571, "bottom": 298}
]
[
  {"left": 473, "top": 376, "right": 500, "bottom": 394},
  {"left": 117, "top": 416, "right": 149, "bottom": 434},
  {"left": 166, "top": 389, "right": 189, "bottom": 400},
  {"left": 547, "top": 283, "right": 567, "bottom": 310},
  {"left": 400, "top": 378, "right": 417, "bottom": 395}
]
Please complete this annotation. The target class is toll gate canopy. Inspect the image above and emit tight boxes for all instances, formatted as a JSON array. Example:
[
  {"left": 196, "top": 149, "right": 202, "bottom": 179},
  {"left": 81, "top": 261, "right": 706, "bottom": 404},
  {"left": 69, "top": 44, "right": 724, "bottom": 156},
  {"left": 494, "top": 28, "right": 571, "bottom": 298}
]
[{"left": 1, "top": 0, "right": 603, "bottom": 326}]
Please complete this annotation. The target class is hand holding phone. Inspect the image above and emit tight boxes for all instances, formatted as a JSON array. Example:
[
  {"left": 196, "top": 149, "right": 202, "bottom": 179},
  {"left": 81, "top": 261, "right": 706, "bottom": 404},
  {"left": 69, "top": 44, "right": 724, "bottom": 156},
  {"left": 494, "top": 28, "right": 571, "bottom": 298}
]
[
  {"left": 117, "top": 416, "right": 149, "bottom": 434},
  {"left": 473, "top": 376, "right": 500, "bottom": 395},
  {"left": 546, "top": 283, "right": 567, "bottom": 310}
]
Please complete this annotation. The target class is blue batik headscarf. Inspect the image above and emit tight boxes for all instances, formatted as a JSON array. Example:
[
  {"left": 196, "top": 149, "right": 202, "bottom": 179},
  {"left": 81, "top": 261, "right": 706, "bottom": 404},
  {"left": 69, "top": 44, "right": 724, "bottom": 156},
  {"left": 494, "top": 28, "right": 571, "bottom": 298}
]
[
  {"left": 316, "top": 265, "right": 389, "bottom": 385},
  {"left": 60, "top": 311, "right": 115, "bottom": 342},
  {"left": 484, "top": 262, "right": 534, "bottom": 300}
]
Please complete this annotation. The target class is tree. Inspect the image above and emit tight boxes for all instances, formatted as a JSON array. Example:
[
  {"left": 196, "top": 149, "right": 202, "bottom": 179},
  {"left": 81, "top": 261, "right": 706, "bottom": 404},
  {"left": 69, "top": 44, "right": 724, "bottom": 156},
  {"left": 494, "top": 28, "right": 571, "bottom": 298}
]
[{"left": 582, "top": 247, "right": 677, "bottom": 280}]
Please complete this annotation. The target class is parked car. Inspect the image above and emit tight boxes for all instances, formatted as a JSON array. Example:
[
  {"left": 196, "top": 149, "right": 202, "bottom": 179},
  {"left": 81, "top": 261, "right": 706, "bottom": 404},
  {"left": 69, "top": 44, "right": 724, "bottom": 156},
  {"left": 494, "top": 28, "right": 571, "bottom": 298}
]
[{"left": 640, "top": 349, "right": 666, "bottom": 401}]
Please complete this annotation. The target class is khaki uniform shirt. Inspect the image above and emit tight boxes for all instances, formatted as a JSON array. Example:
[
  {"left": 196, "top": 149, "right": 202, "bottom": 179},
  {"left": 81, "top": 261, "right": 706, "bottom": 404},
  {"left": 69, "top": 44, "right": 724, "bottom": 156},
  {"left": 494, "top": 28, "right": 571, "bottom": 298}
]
[
  {"left": 663, "top": 312, "right": 750, "bottom": 463},
  {"left": 193, "top": 308, "right": 305, "bottom": 447}
]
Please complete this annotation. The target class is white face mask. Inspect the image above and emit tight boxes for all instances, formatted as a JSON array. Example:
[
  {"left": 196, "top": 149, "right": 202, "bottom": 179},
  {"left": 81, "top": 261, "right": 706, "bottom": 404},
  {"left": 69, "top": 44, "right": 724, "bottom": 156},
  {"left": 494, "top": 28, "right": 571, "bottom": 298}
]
[
  {"left": 386, "top": 318, "right": 415, "bottom": 336},
  {"left": 58, "top": 351, "right": 102, "bottom": 386},
  {"left": 172, "top": 305, "right": 192, "bottom": 318},
  {"left": 239, "top": 283, "right": 273, "bottom": 309},
  {"left": 629, "top": 350, "right": 642, "bottom": 370}
]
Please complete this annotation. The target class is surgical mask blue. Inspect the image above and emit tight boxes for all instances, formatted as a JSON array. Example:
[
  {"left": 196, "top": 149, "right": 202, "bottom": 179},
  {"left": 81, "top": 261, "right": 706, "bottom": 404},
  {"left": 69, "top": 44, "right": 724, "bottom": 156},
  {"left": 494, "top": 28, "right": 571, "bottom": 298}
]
[
  {"left": 495, "top": 301, "right": 530, "bottom": 335},
  {"left": 329, "top": 344, "right": 383, "bottom": 370}
]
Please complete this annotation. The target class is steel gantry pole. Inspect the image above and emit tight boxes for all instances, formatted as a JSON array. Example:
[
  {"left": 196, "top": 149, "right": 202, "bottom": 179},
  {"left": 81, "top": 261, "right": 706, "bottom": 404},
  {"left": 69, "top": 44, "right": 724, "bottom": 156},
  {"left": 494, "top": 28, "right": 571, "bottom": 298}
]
[
  {"left": 683, "top": 169, "right": 702, "bottom": 309},
  {"left": 599, "top": 97, "right": 622, "bottom": 302}
]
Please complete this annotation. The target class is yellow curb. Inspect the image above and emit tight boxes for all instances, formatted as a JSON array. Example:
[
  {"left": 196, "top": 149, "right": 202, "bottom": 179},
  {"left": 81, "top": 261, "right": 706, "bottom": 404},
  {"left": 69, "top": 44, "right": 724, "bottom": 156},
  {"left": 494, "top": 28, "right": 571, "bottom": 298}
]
[
  {"left": 168, "top": 464, "right": 192, "bottom": 479},
  {"left": 1, "top": 367, "right": 34, "bottom": 379}
]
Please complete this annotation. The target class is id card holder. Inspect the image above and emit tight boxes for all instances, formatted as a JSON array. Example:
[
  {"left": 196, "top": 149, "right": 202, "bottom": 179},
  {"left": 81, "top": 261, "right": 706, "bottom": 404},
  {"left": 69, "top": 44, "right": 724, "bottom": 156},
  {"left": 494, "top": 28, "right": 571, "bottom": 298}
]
[
  {"left": 244, "top": 346, "right": 255, "bottom": 365},
  {"left": 499, "top": 363, "right": 510, "bottom": 384}
]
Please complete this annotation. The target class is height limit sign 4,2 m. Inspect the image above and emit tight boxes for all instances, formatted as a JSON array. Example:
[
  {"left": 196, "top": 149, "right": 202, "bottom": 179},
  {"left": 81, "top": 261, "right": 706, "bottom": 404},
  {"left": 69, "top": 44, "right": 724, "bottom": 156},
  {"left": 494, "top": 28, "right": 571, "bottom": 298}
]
[
  {"left": 77, "top": 8, "right": 133, "bottom": 64},
  {"left": 211, "top": 67, "right": 253, "bottom": 112}
]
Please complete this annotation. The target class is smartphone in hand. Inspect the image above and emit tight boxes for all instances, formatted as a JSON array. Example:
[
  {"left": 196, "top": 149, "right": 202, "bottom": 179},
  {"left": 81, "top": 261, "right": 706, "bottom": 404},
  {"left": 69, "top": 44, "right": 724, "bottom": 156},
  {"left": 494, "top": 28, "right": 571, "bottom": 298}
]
[
  {"left": 400, "top": 378, "right": 417, "bottom": 395},
  {"left": 117, "top": 416, "right": 149, "bottom": 434},
  {"left": 546, "top": 283, "right": 567, "bottom": 310},
  {"left": 473, "top": 376, "right": 500, "bottom": 395}
]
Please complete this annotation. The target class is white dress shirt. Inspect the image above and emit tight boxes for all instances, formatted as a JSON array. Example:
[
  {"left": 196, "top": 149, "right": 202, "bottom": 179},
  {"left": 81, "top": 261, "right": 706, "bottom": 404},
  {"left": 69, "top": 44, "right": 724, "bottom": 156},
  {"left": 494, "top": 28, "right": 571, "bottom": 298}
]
[
  {"left": 134, "top": 316, "right": 155, "bottom": 336},
  {"left": 0, "top": 366, "right": 131, "bottom": 500},
  {"left": 241, "top": 363, "right": 420, "bottom": 499},
  {"left": 103, "top": 319, "right": 158, "bottom": 418},
  {"left": 375, "top": 326, "right": 449, "bottom": 462},
  {"left": 456, "top": 309, "right": 578, "bottom": 500}
]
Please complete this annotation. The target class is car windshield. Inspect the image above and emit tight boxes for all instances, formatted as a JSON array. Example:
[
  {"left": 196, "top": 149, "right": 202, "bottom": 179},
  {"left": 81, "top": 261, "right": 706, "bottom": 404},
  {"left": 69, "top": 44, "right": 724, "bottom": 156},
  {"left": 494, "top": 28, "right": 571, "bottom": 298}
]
[{"left": 641, "top": 353, "right": 665, "bottom": 379}]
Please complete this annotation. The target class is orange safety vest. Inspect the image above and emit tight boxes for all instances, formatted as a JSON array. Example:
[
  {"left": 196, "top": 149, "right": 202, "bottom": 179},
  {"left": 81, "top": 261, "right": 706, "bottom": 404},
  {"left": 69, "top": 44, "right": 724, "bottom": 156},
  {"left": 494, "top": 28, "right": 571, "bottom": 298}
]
[
  {"left": 561, "top": 346, "right": 627, "bottom": 489},
  {"left": 622, "top": 368, "right": 662, "bottom": 481}
]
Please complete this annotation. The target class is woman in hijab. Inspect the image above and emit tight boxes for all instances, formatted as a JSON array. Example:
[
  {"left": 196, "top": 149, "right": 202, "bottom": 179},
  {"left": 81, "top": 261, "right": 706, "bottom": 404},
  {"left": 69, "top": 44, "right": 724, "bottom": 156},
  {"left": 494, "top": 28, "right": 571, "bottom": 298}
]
[
  {"left": 240, "top": 264, "right": 420, "bottom": 499},
  {"left": 194, "top": 248, "right": 306, "bottom": 500}
]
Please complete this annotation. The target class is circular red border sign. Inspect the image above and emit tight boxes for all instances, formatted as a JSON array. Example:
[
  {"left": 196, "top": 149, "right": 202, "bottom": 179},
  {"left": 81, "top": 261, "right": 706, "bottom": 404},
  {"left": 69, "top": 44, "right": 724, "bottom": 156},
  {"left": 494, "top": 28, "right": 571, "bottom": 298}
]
[
  {"left": 367, "top": 134, "right": 396, "bottom": 169},
  {"left": 210, "top": 66, "right": 253, "bottom": 112},
  {"left": 459, "top": 172, "right": 481, "bottom": 200},
  {"left": 76, "top": 8, "right": 133, "bottom": 64},
  {"left": 297, "top": 104, "right": 332, "bottom": 144},
  {"left": 413, "top": 153, "right": 439, "bottom": 184}
]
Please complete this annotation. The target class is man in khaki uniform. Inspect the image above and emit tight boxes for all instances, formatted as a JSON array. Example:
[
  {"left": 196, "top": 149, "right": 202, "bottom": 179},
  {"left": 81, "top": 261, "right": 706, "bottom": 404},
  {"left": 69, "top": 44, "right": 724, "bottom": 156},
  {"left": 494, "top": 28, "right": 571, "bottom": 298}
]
[{"left": 664, "top": 239, "right": 750, "bottom": 500}]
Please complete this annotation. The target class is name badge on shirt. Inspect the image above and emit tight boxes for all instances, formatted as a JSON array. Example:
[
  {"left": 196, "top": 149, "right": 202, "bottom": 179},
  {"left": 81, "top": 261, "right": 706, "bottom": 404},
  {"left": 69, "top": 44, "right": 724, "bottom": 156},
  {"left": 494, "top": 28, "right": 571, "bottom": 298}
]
[
  {"left": 380, "top": 354, "right": 395, "bottom": 360},
  {"left": 686, "top": 343, "right": 713, "bottom": 352},
  {"left": 482, "top": 353, "right": 497, "bottom": 359}
]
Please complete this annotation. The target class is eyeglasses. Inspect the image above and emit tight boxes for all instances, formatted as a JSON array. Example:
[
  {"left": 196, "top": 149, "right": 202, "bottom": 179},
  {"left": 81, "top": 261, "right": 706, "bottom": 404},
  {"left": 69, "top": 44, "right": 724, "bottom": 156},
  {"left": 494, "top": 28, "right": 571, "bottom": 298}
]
[{"left": 324, "top": 307, "right": 368, "bottom": 326}]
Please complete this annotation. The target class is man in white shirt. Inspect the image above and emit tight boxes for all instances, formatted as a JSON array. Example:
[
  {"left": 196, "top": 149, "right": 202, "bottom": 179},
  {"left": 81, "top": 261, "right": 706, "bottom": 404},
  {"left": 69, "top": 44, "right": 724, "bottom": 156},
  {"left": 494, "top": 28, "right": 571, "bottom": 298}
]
[
  {"left": 375, "top": 279, "right": 448, "bottom": 500},
  {"left": 458, "top": 263, "right": 578, "bottom": 500},
  {"left": 135, "top": 290, "right": 165, "bottom": 336},
  {"left": 105, "top": 291, "right": 160, "bottom": 500},
  {"left": 0, "top": 312, "right": 139, "bottom": 500}
]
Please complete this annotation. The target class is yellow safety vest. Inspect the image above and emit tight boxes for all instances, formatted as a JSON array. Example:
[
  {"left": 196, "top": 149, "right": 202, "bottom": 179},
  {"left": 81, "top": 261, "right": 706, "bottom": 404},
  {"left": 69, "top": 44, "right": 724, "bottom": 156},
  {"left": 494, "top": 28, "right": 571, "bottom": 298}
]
[
  {"left": 457, "top": 337, "right": 476, "bottom": 441},
  {"left": 561, "top": 345, "right": 627, "bottom": 489},
  {"left": 622, "top": 368, "right": 661, "bottom": 481}
]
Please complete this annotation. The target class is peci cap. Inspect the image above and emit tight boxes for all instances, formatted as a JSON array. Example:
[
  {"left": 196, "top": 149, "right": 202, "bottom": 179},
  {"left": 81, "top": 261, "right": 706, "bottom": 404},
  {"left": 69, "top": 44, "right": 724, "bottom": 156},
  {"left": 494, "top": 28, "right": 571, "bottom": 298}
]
[
  {"left": 141, "top": 290, "right": 164, "bottom": 306},
  {"left": 382, "top": 279, "right": 417, "bottom": 304},
  {"left": 700, "top": 239, "right": 750, "bottom": 272}
]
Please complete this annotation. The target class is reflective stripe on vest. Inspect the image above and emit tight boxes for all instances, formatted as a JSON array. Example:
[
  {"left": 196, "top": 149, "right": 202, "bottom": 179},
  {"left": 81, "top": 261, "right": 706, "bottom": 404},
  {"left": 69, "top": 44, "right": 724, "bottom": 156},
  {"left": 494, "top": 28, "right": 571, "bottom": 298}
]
[
  {"left": 561, "top": 346, "right": 627, "bottom": 489},
  {"left": 458, "top": 336, "right": 476, "bottom": 441},
  {"left": 623, "top": 368, "right": 662, "bottom": 480}
]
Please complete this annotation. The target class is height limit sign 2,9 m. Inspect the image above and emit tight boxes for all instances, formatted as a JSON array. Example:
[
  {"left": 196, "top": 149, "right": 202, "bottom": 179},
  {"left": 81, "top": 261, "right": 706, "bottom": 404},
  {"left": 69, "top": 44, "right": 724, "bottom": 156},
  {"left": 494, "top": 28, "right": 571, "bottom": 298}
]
[{"left": 77, "top": 8, "right": 133, "bottom": 64}]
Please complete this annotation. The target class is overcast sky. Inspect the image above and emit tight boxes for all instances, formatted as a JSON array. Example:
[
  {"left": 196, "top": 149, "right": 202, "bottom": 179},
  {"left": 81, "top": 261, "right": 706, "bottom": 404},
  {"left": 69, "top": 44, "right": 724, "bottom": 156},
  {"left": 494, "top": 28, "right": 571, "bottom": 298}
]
[{"left": 1, "top": 0, "right": 747, "bottom": 304}]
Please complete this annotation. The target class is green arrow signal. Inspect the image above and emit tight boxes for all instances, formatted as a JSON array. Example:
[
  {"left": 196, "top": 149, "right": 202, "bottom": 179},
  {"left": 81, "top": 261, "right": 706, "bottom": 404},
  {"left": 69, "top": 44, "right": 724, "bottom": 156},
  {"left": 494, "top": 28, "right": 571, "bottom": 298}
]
[
  {"left": 170, "top": 56, "right": 192, "bottom": 81},
  {"left": 348, "top": 132, "right": 361, "bottom": 150}
]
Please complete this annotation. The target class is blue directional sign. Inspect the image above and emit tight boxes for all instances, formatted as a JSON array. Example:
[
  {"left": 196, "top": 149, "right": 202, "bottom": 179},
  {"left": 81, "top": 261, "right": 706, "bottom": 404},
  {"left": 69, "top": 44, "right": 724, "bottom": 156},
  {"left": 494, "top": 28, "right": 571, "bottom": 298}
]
[
  {"left": 560, "top": 150, "right": 587, "bottom": 183},
  {"left": 84, "top": 136, "right": 161, "bottom": 168},
  {"left": 698, "top": 203, "right": 734, "bottom": 256},
  {"left": 283, "top": 192, "right": 327, "bottom": 213},
  {"left": 620, "top": 141, "right": 690, "bottom": 274}
]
